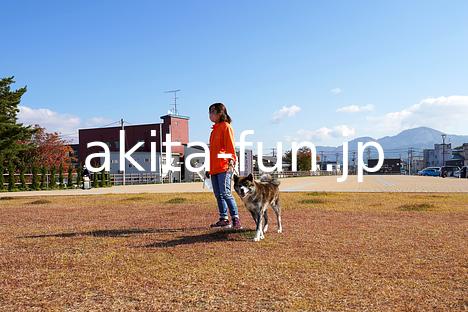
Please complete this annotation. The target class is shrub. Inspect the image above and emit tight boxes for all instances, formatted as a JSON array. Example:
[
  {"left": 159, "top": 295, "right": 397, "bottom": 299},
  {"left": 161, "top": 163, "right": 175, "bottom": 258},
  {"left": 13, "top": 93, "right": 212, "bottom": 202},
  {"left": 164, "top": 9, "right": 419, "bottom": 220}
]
[
  {"left": 40, "top": 167, "right": 47, "bottom": 190},
  {"left": 76, "top": 166, "right": 82, "bottom": 188},
  {"left": 50, "top": 167, "right": 57, "bottom": 189},
  {"left": 0, "top": 163, "right": 4, "bottom": 191},
  {"left": 58, "top": 164, "right": 64, "bottom": 189},
  {"left": 100, "top": 169, "right": 105, "bottom": 187},
  {"left": 92, "top": 172, "right": 98, "bottom": 188},
  {"left": 67, "top": 166, "right": 73, "bottom": 188},
  {"left": 31, "top": 166, "right": 39, "bottom": 190},
  {"left": 8, "top": 162, "right": 16, "bottom": 192},
  {"left": 19, "top": 165, "right": 27, "bottom": 190}
]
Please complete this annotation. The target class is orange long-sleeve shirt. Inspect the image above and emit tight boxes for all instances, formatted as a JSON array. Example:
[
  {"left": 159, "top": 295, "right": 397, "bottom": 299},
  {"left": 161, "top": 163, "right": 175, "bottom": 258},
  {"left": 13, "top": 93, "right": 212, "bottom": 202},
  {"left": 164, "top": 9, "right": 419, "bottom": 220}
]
[{"left": 209, "top": 121, "right": 237, "bottom": 175}]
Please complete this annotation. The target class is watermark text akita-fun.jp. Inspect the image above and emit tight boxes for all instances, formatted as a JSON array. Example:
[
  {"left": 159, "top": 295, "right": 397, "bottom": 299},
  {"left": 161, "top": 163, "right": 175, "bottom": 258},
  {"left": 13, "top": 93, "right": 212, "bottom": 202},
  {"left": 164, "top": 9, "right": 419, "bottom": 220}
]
[{"left": 85, "top": 130, "right": 384, "bottom": 183}]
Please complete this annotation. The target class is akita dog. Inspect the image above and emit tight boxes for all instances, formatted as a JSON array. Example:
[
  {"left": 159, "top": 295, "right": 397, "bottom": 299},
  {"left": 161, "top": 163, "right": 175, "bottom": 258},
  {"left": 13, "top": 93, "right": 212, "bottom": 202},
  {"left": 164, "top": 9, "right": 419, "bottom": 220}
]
[{"left": 233, "top": 173, "right": 282, "bottom": 241}]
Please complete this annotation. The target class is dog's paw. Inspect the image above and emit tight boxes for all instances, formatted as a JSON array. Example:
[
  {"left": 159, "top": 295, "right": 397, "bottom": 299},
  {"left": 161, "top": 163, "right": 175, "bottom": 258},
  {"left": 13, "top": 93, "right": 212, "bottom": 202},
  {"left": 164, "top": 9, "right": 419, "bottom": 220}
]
[
  {"left": 277, "top": 228, "right": 283, "bottom": 233},
  {"left": 253, "top": 237, "right": 261, "bottom": 242}
]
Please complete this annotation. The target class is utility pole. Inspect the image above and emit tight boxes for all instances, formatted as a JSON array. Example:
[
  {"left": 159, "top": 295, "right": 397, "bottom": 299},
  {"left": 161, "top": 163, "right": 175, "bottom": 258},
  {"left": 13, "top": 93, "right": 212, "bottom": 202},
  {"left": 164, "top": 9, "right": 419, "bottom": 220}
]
[
  {"left": 320, "top": 151, "right": 324, "bottom": 170},
  {"left": 408, "top": 147, "right": 413, "bottom": 175},
  {"left": 271, "top": 147, "right": 276, "bottom": 157},
  {"left": 159, "top": 122, "right": 163, "bottom": 184},
  {"left": 121, "top": 118, "right": 125, "bottom": 186},
  {"left": 352, "top": 151, "right": 356, "bottom": 174}
]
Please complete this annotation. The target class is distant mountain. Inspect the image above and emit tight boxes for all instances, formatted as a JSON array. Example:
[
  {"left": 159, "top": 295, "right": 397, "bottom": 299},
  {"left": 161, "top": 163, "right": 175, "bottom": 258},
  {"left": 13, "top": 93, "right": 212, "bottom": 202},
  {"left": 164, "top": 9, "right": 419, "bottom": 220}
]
[{"left": 316, "top": 127, "right": 468, "bottom": 161}]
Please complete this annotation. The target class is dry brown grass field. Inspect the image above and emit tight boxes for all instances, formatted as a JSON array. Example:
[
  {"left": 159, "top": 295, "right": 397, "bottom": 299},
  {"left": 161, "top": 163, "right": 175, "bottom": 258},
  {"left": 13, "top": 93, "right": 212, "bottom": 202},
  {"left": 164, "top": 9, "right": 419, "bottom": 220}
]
[{"left": 0, "top": 192, "right": 467, "bottom": 311}]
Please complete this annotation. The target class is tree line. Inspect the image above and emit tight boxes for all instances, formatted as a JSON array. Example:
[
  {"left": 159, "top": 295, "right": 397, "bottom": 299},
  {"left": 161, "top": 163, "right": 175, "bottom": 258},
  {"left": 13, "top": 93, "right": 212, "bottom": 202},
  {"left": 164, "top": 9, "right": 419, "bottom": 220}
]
[{"left": 0, "top": 76, "right": 110, "bottom": 191}]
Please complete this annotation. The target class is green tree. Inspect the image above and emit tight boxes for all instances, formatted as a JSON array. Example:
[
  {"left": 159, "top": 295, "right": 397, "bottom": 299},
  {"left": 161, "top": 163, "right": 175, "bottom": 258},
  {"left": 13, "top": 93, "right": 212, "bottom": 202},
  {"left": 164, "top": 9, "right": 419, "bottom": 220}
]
[
  {"left": 40, "top": 167, "right": 47, "bottom": 190},
  {"left": 283, "top": 147, "right": 319, "bottom": 171},
  {"left": 58, "top": 164, "right": 64, "bottom": 189},
  {"left": 0, "top": 163, "right": 4, "bottom": 191},
  {"left": 106, "top": 171, "right": 111, "bottom": 187},
  {"left": 19, "top": 165, "right": 27, "bottom": 190},
  {"left": 31, "top": 165, "right": 39, "bottom": 190},
  {"left": 100, "top": 169, "right": 105, "bottom": 187},
  {"left": 67, "top": 166, "right": 73, "bottom": 188},
  {"left": 50, "top": 166, "right": 56, "bottom": 189},
  {"left": 92, "top": 172, "right": 98, "bottom": 188},
  {"left": 41, "top": 167, "right": 47, "bottom": 190},
  {"left": 76, "top": 165, "right": 82, "bottom": 188},
  {"left": 0, "top": 77, "right": 35, "bottom": 165},
  {"left": 8, "top": 162, "right": 16, "bottom": 191}
]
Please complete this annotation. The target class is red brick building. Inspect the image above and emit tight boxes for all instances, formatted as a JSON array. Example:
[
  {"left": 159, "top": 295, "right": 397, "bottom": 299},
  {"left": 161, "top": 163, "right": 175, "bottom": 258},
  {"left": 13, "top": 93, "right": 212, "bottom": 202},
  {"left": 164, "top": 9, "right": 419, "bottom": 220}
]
[{"left": 78, "top": 114, "right": 190, "bottom": 171}]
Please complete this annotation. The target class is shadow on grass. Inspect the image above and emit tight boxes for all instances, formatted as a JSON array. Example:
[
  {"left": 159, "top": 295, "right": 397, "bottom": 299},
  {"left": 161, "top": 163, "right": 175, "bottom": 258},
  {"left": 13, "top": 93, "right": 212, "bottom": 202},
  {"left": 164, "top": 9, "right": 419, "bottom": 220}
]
[
  {"left": 144, "top": 229, "right": 256, "bottom": 248},
  {"left": 19, "top": 227, "right": 208, "bottom": 239},
  {"left": 165, "top": 197, "right": 187, "bottom": 204},
  {"left": 300, "top": 199, "right": 325, "bottom": 204},
  {"left": 29, "top": 199, "right": 52, "bottom": 205},
  {"left": 398, "top": 203, "right": 434, "bottom": 211}
]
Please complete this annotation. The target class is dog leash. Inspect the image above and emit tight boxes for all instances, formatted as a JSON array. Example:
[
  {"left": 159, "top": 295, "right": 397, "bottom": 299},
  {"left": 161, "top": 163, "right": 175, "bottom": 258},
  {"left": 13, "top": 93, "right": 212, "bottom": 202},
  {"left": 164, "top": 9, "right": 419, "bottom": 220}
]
[
  {"left": 229, "top": 160, "right": 239, "bottom": 176},
  {"left": 198, "top": 159, "right": 238, "bottom": 190}
]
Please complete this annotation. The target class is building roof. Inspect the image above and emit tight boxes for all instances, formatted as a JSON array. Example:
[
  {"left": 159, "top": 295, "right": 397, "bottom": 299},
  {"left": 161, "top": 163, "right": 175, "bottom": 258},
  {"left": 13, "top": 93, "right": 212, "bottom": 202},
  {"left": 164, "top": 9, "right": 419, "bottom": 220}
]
[
  {"left": 79, "top": 114, "right": 190, "bottom": 131},
  {"left": 79, "top": 122, "right": 162, "bottom": 132},
  {"left": 161, "top": 114, "right": 190, "bottom": 120}
]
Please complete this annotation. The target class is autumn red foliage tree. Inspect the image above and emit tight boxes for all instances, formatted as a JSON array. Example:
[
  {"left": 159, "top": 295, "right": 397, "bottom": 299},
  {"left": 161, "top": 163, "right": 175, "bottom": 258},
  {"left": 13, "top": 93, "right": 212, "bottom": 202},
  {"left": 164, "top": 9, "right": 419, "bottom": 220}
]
[
  {"left": 24, "top": 125, "right": 75, "bottom": 171},
  {"left": 283, "top": 147, "right": 321, "bottom": 171}
]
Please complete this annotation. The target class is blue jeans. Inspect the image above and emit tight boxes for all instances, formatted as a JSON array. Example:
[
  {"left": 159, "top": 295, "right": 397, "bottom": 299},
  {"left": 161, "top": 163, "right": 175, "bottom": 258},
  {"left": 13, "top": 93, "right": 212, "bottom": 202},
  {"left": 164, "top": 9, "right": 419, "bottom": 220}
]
[{"left": 211, "top": 171, "right": 239, "bottom": 219}]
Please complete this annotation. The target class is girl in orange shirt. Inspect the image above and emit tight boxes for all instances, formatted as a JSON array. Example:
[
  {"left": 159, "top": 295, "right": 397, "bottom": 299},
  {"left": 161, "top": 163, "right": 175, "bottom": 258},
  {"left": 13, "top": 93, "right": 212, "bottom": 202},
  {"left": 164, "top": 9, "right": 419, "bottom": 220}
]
[{"left": 207, "top": 103, "right": 241, "bottom": 229}]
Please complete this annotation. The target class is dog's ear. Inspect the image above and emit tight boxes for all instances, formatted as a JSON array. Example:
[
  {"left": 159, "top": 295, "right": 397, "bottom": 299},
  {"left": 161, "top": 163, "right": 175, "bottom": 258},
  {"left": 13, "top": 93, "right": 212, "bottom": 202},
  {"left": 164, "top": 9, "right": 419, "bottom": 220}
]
[
  {"left": 247, "top": 173, "right": 253, "bottom": 181},
  {"left": 233, "top": 174, "right": 239, "bottom": 183}
]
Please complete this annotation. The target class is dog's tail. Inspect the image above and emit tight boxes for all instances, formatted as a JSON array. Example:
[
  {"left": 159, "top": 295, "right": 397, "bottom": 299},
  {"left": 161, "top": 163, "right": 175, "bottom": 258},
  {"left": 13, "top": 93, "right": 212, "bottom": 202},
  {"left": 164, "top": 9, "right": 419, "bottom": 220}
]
[{"left": 260, "top": 174, "right": 281, "bottom": 186}]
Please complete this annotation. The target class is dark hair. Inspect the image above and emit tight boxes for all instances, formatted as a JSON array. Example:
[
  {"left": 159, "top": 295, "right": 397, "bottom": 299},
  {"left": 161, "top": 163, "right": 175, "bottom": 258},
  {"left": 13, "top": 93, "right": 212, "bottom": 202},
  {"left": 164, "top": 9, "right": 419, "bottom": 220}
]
[{"left": 209, "top": 102, "right": 232, "bottom": 123}]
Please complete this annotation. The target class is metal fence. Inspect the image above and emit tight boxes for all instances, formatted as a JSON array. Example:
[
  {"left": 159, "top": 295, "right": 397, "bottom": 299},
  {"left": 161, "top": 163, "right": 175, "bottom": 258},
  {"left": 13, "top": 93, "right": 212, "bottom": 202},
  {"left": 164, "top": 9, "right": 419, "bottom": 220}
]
[
  {"left": 253, "top": 170, "right": 342, "bottom": 179},
  {"left": 110, "top": 173, "right": 165, "bottom": 185},
  {"left": 1, "top": 173, "right": 79, "bottom": 189},
  {"left": 2, "top": 170, "right": 348, "bottom": 189},
  {"left": 0, "top": 173, "right": 105, "bottom": 189}
]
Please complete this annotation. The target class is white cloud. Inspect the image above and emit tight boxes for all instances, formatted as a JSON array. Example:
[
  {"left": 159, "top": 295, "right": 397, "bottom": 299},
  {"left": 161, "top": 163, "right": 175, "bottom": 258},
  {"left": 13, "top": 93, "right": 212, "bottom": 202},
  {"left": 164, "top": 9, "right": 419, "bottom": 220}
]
[
  {"left": 18, "top": 105, "right": 112, "bottom": 142},
  {"left": 368, "top": 95, "right": 468, "bottom": 135},
  {"left": 333, "top": 125, "right": 357, "bottom": 137},
  {"left": 336, "top": 104, "right": 374, "bottom": 113},
  {"left": 84, "top": 117, "right": 113, "bottom": 128},
  {"left": 286, "top": 125, "right": 356, "bottom": 144},
  {"left": 272, "top": 105, "right": 301, "bottom": 123},
  {"left": 330, "top": 88, "right": 342, "bottom": 95}
]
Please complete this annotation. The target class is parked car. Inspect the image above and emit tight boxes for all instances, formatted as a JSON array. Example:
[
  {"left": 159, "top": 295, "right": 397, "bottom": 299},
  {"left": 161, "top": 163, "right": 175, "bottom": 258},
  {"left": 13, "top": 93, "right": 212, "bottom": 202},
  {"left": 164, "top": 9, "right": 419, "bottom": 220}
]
[
  {"left": 440, "top": 166, "right": 460, "bottom": 178},
  {"left": 418, "top": 167, "right": 441, "bottom": 177},
  {"left": 454, "top": 166, "right": 468, "bottom": 178}
]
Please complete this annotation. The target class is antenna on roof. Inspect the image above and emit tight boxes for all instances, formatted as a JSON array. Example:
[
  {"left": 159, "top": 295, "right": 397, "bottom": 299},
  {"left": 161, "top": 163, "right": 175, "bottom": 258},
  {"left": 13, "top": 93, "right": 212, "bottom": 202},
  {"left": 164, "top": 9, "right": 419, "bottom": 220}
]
[{"left": 164, "top": 89, "right": 181, "bottom": 115}]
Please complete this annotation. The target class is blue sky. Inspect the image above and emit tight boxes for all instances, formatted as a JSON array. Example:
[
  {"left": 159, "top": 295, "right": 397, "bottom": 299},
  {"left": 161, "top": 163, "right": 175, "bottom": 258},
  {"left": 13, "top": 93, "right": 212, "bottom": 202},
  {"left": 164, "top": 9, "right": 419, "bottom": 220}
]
[{"left": 2, "top": 0, "right": 468, "bottom": 148}]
